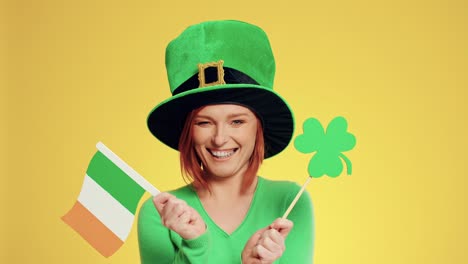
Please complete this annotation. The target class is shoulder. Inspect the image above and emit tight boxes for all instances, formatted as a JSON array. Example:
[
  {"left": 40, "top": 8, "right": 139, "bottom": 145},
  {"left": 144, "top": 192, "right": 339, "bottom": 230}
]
[
  {"left": 168, "top": 184, "right": 199, "bottom": 206},
  {"left": 259, "top": 177, "right": 303, "bottom": 195},
  {"left": 168, "top": 184, "right": 196, "bottom": 197},
  {"left": 258, "top": 177, "right": 313, "bottom": 212}
]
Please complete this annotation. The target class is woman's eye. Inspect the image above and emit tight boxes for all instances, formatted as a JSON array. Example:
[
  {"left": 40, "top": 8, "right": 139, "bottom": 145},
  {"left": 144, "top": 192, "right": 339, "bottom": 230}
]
[
  {"left": 195, "top": 121, "right": 210, "bottom": 126},
  {"left": 232, "top": 120, "right": 245, "bottom": 125}
]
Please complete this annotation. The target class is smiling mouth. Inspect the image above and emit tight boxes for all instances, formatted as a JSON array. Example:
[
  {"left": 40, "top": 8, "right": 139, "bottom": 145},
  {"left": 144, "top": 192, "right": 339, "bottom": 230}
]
[{"left": 208, "top": 149, "right": 238, "bottom": 159}]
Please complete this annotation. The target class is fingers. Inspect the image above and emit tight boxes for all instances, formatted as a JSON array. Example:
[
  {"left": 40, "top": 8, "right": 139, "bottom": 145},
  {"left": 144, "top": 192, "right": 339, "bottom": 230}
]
[
  {"left": 241, "top": 228, "right": 267, "bottom": 263},
  {"left": 152, "top": 193, "right": 206, "bottom": 240},
  {"left": 244, "top": 219, "right": 294, "bottom": 263},
  {"left": 254, "top": 229, "right": 285, "bottom": 262},
  {"left": 255, "top": 244, "right": 279, "bottom": 263},
  {"left": 163, "top": 201, "right": 188, "bottom": 227},
  {"left": 245, "top": 228, "right": 267, "bottom": 249},
  {"left": 269, "top": 218, "right": 294, "bottom": 238},
  {"left": 153, "top": 192, "right": 175, "bottom": 213},
  {"left": 153, "top": 193, "right": 189, "bottom": 225},
  {"left": 260, "top": 229, "right": 284, "bottom": 250}
]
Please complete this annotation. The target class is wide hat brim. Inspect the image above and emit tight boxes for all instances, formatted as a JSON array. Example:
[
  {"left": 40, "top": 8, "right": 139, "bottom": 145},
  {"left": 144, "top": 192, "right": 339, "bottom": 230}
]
[{"left": 147, "top": 83, "right": 294, "bottom": 158}]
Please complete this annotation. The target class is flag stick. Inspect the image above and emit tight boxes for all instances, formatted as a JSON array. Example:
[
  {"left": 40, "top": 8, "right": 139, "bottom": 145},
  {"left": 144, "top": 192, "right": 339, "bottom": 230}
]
[{"left": 282, "top": 177, "right": 311, "bottom": 219}]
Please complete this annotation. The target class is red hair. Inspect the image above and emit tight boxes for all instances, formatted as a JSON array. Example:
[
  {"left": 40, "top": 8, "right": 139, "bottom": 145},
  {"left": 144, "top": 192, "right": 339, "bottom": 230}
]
[{"left": 178, "top": 106, "right": 264, "bottom": 193}]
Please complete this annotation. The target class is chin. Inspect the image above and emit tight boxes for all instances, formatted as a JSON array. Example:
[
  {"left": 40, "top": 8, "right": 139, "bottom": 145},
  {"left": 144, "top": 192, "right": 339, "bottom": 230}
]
[{"left": 205, "top": 167, "right": 240, "bottom": 179}]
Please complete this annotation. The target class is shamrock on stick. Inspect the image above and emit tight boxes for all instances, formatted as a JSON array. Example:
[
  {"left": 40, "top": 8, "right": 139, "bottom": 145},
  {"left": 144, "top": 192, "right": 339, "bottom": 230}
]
[
  {"left": 295, "top": 116, "right": 356, "bottom": 177},
  {"left": 282, "top": 116, "right": 356, "bottom": 219}
]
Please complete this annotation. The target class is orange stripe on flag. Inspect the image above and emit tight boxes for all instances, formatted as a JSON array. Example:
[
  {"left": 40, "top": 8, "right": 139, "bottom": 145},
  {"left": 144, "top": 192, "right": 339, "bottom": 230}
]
[{"left": 62, "top": 202, "right": 124, "bottom": 257}]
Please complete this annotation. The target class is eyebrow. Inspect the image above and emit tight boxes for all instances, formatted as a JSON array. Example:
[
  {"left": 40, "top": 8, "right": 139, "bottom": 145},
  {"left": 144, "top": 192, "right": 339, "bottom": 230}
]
[{"left": 194, "top": 112, "right": 252, "bottom": 119}]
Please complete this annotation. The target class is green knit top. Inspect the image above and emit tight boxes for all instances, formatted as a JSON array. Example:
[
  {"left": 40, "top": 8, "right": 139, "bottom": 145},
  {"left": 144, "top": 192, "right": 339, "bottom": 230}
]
[{"left": 138, "top": 176, "right": 314, "bottom": 263}]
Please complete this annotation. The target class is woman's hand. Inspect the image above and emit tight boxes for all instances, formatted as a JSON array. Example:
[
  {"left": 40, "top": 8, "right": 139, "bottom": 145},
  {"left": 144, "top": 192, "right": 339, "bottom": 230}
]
[
  {"left": 153, "top": 192, "right": 206, "bottom": 240},
  {"left": 241, "top": 218, "right": 294, "bottom": 264}
]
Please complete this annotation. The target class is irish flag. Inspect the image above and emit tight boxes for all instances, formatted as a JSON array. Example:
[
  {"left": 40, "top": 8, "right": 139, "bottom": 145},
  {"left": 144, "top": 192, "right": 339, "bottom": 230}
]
[{"left": 62, "top": 142, "right": 159, "bottom": 257}]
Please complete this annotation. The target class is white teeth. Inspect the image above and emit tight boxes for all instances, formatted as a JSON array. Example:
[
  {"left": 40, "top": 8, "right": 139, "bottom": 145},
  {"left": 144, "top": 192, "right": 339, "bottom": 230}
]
[{"left": 211, "top": 150, "right": 235, "bottom": 158}]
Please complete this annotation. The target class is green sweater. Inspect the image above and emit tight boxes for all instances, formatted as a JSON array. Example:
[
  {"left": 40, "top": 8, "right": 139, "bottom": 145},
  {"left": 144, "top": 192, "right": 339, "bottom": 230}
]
[{"left": 138, "top": 177, "right": 314, "bottom": 263}]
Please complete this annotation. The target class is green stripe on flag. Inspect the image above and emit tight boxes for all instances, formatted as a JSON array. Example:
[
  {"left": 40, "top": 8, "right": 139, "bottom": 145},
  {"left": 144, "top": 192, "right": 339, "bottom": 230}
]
[{"left": 87, "top": 151, "right": 145, "bottom": 214}]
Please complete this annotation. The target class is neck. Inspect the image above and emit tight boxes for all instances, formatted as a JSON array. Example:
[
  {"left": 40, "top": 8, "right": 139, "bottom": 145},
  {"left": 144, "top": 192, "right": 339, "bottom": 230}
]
[{"left": 198, "top": 174, "right": 258, "bottom": 200}]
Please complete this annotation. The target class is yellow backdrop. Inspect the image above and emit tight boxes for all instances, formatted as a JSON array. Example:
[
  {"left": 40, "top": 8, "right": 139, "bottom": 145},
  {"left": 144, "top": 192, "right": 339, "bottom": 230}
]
[{"left": 4, "top": 0, "right": 468, "bottom": 263}]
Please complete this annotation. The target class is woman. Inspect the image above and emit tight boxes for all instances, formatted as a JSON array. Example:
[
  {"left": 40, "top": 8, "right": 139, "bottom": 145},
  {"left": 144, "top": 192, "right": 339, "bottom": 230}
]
[{"left": 138, "top": 20, "right": 314, "bottom": 263}]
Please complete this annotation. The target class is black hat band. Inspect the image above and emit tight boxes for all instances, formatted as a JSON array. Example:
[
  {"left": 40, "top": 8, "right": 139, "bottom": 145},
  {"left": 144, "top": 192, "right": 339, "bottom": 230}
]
[{"left": 173, "top": 66, "right": 259, "bottom": 96}]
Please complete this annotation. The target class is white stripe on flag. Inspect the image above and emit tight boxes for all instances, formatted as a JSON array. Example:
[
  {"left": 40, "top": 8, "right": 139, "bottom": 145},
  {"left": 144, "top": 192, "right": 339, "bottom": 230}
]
[
  {"left": 77, "top": 175, "right": 134, "bottom": 241},
  {"left": 96, "top": 142, "right": 160, "bottom": 196}
]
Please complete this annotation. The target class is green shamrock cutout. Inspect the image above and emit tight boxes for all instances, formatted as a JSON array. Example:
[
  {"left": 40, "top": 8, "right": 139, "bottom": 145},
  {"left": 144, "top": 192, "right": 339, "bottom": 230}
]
[{"left": 294, "top": 117, "right": 356, "bottom": 178}]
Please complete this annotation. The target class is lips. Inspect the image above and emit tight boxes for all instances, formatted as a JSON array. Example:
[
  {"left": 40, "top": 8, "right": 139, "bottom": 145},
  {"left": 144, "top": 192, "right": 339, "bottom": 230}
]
[{"left": 208, "top": 149, "right": 237, "bottom": 158}]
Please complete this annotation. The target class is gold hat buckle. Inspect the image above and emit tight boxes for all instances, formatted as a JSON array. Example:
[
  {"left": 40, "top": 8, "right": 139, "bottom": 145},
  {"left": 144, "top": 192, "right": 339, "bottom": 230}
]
[{"left": 198, "top": 60, "right": 226, "bottom": 88}]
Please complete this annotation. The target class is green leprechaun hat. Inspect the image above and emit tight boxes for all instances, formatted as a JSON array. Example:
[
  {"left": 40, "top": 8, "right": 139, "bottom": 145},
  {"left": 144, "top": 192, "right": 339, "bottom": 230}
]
[{"left": 147, "top": 20, "right": 294, "bottom": 158}]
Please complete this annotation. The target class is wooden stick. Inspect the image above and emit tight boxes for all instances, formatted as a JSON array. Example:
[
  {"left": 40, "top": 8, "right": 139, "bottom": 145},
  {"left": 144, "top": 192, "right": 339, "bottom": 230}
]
[{"left": 282, "top": 177, "right": 311, "bottom": 219}]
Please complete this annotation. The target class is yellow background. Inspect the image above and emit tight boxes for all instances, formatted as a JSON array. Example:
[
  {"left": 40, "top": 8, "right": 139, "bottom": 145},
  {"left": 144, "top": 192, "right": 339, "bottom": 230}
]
[{"left": 3, "top": 0, "right": 468, "bottom": 263}]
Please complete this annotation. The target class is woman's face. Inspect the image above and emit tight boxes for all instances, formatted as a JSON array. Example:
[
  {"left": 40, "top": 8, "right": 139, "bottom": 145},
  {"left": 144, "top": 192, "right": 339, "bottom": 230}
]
[{"left": 192, "top": 104, "right": 258, "bottom": 180}]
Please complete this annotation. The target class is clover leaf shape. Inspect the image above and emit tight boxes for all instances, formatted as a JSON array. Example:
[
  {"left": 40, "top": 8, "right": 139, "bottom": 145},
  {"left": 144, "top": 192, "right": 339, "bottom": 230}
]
[{"left": 294, "top": 116, "right": 356, "bottom": 178}]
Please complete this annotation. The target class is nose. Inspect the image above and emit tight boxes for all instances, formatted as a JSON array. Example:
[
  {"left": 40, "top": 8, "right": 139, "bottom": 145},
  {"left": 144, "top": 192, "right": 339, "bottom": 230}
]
[{"left": 212, "top": 124, "right": 228, "bottom": 146}]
